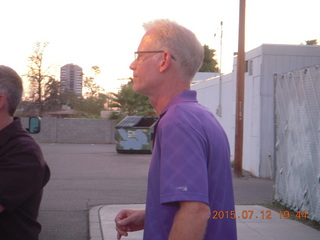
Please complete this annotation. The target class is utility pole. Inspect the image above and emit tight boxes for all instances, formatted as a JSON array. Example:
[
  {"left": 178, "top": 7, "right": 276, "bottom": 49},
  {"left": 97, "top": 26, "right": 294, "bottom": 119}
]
[
  {"left": 234, "top": 0, "right": 246, "bottom": 176},
  {"left": 216, "top": 21, "right": 223, "bottom": 117}
]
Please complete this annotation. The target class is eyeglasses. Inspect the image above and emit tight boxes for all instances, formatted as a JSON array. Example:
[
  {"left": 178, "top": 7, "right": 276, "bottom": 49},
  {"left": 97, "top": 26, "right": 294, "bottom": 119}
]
[{"left": 134, "top": 51, "right": 176, "bottom": 61}]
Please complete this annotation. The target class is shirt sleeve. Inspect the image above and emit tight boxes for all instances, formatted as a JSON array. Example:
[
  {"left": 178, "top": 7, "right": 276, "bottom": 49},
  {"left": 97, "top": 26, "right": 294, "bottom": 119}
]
[{"left": 158, "top": 113, "right": 209, "bottom": 205}]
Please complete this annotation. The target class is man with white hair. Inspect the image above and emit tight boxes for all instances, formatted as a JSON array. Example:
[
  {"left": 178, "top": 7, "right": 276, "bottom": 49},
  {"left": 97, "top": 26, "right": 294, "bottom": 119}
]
[{"left": 115, "top": 19, "right": 237, "bottom": 240}]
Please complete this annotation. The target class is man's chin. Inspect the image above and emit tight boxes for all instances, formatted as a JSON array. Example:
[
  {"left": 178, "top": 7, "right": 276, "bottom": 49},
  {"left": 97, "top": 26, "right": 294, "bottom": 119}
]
[
  {"left": 132, "top": 85, "right": 148, "bottom": 96},
  {"left": 132, "top": 85, "right": 142, "bottom": 94}
]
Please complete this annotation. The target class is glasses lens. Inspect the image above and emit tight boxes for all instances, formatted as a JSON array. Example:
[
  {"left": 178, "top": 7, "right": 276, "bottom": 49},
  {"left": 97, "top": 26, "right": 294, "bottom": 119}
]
[{"left": 134, "top": 51, "right": 165, "bottom": 62}]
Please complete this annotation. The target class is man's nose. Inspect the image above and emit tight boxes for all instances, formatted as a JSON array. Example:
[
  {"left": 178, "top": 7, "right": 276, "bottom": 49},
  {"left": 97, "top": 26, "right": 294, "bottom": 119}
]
[{"left": 129, "top": 60, "right": 136, "bottom": 70}]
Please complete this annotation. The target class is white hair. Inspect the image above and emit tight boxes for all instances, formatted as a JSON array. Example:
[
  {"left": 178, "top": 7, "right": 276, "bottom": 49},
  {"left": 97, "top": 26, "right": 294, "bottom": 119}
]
[{"left": 143, "top": 19, "right": 204, "bottom": 81}]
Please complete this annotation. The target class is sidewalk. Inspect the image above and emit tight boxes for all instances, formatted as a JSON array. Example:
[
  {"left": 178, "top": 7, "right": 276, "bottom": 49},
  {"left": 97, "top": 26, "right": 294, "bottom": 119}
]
[{"left": 89, "top": 204, "right": 320, "bottom": 240}]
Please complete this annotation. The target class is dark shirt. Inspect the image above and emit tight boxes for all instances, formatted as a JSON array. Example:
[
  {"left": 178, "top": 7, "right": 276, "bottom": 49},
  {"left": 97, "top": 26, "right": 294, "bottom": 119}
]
[{"left": 0, "top": 118, "right": 50, "bottom": 240}]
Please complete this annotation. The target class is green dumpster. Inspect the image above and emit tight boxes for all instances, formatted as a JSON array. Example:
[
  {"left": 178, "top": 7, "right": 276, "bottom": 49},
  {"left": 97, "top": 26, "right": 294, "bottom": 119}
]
[{"left": 115, "top": 116, "right": 158, "bottom": 154}]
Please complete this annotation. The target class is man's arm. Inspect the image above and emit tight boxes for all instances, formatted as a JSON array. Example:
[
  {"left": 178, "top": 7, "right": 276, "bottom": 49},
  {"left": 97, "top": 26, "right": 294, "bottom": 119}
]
[{"left": 169, "top": 201, "right": 211, "bottom": 240}]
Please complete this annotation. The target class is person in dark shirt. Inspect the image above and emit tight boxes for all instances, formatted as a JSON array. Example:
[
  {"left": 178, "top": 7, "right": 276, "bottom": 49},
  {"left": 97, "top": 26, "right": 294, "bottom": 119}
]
[{"left": 0, "top": 65, "right": 50, "bottom": 240}]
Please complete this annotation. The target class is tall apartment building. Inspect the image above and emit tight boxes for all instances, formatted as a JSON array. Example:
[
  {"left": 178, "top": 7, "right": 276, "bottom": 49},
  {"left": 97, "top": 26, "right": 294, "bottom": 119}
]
[{"left": 60, "top": 64, "right": 83, "bottom": 96}]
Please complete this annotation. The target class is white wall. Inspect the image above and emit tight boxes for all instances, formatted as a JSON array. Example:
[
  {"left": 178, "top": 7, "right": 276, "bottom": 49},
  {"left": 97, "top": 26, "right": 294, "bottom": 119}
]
[
  {"left": 191, "top": 73, "right": 236, "bottom": 161},
  {"left": 193, "top": 44, "right": 320, "bottom": 178}
]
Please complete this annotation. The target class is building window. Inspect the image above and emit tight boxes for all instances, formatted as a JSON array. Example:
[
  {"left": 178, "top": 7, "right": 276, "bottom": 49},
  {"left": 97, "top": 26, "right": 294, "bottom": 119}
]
[{"left": 245, "top": 60, "right": 253, "bottom": 76}]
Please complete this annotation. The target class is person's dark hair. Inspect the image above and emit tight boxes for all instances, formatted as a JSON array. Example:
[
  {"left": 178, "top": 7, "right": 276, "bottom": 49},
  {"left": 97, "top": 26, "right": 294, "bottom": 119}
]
[{"left": 0, "top": 65, "right": 23, "bottom": 116}]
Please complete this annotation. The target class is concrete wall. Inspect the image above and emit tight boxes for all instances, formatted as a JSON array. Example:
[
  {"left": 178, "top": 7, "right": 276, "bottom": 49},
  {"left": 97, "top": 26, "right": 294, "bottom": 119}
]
[{"left": 21, "top": 117, "right": 116, "bottom": 144}]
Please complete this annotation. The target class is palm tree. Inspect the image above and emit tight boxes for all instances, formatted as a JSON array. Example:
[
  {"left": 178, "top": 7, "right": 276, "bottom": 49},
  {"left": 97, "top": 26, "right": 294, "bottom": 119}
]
[{"left": 107, "top": 82, "right": 155, "bottom": 122}]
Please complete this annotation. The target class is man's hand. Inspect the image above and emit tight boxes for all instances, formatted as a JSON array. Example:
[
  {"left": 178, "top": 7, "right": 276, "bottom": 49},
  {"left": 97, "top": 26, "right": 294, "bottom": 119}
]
[
  {"left": 115, "top": 209, "right": 145, "bottom": 239},
  {"left": 0, "top": 205, "right": 5, "bottom": 213}
]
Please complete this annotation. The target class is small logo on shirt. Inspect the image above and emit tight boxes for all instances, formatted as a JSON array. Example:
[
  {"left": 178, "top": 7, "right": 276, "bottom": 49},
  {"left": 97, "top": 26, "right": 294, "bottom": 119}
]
[{"left": 176, "top": 186, "right": 188, "bottom": 192}]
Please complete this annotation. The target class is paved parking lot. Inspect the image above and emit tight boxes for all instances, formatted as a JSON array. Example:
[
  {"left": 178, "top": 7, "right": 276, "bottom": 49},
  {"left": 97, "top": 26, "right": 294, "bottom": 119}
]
[{"left": 38, "top": 143, "right": 275, "bottom": 240}]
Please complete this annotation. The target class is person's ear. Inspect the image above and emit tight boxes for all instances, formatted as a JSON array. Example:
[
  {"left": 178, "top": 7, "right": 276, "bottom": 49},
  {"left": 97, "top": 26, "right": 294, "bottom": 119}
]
[
  {"left": 159, "top": 51, "right": 172, "bottom": 73},
  {"left": 0, "top": 94, "right": 7, "bottom": 110}
]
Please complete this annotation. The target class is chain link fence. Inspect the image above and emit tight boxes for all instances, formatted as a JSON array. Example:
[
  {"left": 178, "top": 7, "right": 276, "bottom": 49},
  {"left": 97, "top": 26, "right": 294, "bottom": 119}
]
[{"left": 274, "top": 65, "right": 320, "bottom": 221}]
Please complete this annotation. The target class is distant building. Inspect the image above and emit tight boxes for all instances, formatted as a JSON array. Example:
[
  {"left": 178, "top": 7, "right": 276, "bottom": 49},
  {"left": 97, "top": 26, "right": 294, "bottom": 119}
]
[{"left": 60, "top": 64, "right": 83, "bottom": 96}]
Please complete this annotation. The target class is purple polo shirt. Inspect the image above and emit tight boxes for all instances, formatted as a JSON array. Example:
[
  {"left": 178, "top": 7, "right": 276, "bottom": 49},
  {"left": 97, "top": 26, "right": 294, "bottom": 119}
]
[{"left": 143, "top": 91, "right": 237, "bottom": 240}]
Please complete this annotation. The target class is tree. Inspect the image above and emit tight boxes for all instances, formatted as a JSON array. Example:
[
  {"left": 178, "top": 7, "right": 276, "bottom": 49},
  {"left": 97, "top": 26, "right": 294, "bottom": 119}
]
[
  {"left": 43, "top": 76, "right": 62, "bottom": 111},
  {"left": 68, "top": 65, "right": 107, "bottom": 117},
  {"left": 26, "top": 42, "right": 60, "bottom": 115},
  {"left": 76, "top": 93, "right": 107, "bottom": 116},
  {"left": 83, "top": 66, "right": 104, "bottom": 98},
  {"left": 199, "top": 45, "right": 220, "bottom": 72},
  {"left": 60, "top": 91, "right": 80, "bottom": 109},
  {"left": 107, "top": 81, "right": 155, "bottom": 121}
]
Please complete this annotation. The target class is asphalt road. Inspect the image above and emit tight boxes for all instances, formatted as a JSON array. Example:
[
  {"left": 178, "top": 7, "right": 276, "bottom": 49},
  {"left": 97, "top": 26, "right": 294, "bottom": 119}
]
[{"left": 38, "top": 143, "right": 274, "bottom": 240}]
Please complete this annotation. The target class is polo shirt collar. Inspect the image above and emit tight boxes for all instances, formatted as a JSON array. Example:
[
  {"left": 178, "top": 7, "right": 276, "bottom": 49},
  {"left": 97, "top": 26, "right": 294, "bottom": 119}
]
[
  {"left": 159, "top": 90, "right": 198, "bottom": 118},
  {"left": 152, "top": 91, "right": 197, "bottom": 146}
]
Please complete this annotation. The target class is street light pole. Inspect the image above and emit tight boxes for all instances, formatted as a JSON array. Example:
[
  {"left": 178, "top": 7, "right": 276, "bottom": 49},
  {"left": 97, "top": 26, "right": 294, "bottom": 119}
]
[{"left": 234, "top": 0, "right": 246, "bottom": 176}]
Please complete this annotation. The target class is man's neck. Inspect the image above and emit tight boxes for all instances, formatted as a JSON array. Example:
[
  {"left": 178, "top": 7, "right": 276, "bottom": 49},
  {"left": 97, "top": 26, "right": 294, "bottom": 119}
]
[
  {"left": 147, "top": 72, "right": 191, "bottom": 115},
  {"left": 149, "top": 88, "right": 189, "bottom": 115},
  {"left": 0, "top": 115, "right": 14, "bottom": 131},
  {"left": 149, "top": 95, "right": 171, "bottom": 116}
]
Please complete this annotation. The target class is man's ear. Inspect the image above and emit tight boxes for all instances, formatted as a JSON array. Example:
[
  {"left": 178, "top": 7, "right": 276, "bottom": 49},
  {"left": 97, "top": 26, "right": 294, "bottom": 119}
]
[
  {"left": 0, "top": 94, "right": 7, "bottom": 110},
  {"left": 159, "top": 51, "right": 172, "bottom": 73}
]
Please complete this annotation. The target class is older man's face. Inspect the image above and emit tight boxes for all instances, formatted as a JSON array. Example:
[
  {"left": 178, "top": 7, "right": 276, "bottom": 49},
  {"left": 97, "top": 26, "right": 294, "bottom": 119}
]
[{"left": 129, "top": 31, "right": 164, "bottom": 97}]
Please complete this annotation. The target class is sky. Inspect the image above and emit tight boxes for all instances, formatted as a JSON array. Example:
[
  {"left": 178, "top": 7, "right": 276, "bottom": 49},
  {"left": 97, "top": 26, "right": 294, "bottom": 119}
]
[{"left": 1, "top": 0, "right": 319, "bottom": 93}]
